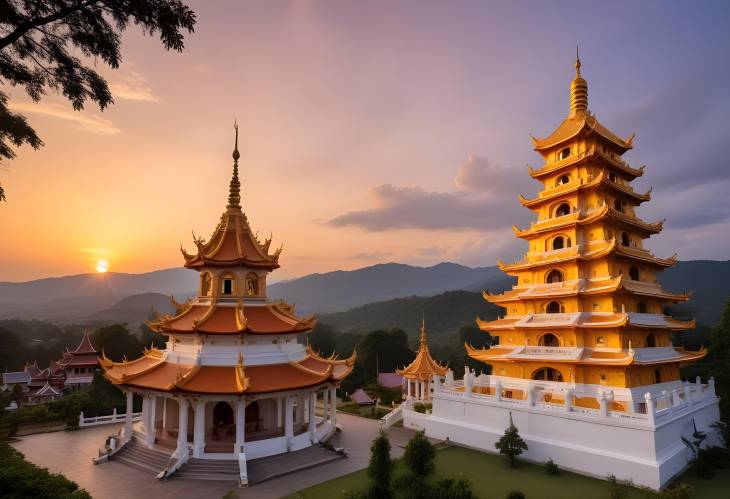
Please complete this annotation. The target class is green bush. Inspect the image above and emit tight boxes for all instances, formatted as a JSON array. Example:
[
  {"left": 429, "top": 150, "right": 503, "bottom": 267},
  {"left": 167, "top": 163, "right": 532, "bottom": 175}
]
[
  {"left": 545, "top": 458, "right": 559, "bottom": 475},
  {"left": 608, "top": 474, "right": 632, "bottom": 499},
  {"left": 506, "top": 492, "right": 525, "bottom": 499},
  {"left": 413, "top": 402, "right": 429, "bottom": 413},
  {"left": 0, "top": 441, "right": 91, "bottom": 498}
]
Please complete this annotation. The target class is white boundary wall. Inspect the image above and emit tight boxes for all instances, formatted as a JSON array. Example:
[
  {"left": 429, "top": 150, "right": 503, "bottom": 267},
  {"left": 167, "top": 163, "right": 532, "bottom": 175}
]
[{"left": 404, "top": 374, "right": 720, "bottom": 489}]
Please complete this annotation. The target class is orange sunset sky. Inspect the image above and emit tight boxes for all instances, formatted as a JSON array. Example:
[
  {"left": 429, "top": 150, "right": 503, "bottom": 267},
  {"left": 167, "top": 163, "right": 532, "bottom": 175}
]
[{"left": 2, "top": 1, "right": 729, "bottom": 282}]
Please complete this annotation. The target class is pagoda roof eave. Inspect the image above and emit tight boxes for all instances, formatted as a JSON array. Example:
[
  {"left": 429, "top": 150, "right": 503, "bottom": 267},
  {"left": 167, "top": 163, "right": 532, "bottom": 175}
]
[
  {"left": 529, "top": 147, "right": 644, "bottom": 181},
  {"left": 532, "top": 111, "right": 633, "bottom": 153}
]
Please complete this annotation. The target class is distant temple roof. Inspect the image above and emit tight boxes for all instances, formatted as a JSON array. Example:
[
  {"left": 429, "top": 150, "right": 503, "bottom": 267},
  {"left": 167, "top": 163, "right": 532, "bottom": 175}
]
[
  {"left": 397, "top": 319, "right": 447, "bottom": 381},
  {"left": 349, "top": 388, "right": 375, "bottom": 406},
  {"left": 378, "top": 372, "right": 404, "bottom": 388}
]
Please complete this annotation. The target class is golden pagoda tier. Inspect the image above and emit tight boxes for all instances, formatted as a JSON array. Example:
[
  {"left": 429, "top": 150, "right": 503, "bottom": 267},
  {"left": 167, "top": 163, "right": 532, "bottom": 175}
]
[
  {"left": 469, "top": 54, "right": 706, "bottom": 404},
  {"left": 396, "top": 319, "right": 448, "bottom": 401},
  {"left": 96, "top": 126, "right": 354, "bottom": 485}
]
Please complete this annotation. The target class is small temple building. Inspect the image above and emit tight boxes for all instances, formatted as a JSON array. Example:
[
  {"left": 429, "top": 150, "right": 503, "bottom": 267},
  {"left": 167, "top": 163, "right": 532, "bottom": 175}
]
[
  {"left": 403, "top": 53, "right": 720, "bottom": 490},
  {"left": 397, "top": 319, "right": 447, "bottom": 401},
  {"left": 58, "top": 331, "right": 99, "bottom": 390},
  {"left": 96, "top": 126, "right": 354, "bottom": 485}
]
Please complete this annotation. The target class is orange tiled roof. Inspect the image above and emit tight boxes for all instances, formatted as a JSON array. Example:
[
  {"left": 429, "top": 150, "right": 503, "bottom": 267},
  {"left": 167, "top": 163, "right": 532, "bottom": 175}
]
[
  {"left": 396, "top": 321, "right": 447, "bottom": 380},
  {"left": 150, "top": 301, "right": 316, "bottom": 336},
  {"left": 101, "top": 347, "right": 355, "bottom": 395}
]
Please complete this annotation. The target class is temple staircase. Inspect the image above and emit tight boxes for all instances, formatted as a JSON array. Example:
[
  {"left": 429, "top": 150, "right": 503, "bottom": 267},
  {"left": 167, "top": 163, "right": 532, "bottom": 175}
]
[
  {"left": 175, "top": 458, "right": 240, "bottom": 481},
  {"left": 113, "top": 437, "right": 172, "bottom": 475}
]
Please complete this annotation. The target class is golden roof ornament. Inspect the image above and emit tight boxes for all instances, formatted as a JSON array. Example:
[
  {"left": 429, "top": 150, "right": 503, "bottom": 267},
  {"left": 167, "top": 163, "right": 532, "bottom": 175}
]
[
  {"left": 228, "top": 121, "right": 242, "bottom": 209},
  {"left": 570, "top": 45, "right": 588, "bottom": 116}
]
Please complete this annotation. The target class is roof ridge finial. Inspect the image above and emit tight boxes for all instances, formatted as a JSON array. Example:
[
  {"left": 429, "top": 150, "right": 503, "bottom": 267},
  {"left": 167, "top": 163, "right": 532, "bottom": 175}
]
[
  {"left": 569, "top": 46, "right": 588, "bottom": 116},
  {"left": 228, "top": 121, "right": 242, "bottom": 209},
  {"left": 420, "top": 313, "right": 427, "bottom": 348}
]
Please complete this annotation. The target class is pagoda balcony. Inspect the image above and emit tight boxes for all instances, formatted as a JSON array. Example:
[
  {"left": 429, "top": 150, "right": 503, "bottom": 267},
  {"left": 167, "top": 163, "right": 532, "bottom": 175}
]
[{"left": 529, "top": 148, "right": 592, "bottom": 178}]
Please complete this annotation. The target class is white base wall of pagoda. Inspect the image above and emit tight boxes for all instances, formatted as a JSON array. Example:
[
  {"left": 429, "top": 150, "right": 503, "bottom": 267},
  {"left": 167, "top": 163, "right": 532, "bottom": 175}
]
[{"left": 404, "top": 374, "right": 720, "bottom": 490}]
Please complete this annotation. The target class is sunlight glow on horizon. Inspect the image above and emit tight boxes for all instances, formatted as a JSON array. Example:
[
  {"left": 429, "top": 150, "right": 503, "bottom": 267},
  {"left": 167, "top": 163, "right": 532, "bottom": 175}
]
[{"left": 95, "top": 259, "right": 109, "bottom": 273}]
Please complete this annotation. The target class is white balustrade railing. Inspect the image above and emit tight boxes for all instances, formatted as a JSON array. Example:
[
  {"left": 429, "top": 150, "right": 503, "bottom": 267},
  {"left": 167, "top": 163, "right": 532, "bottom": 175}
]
[
  {"left": 431, "top": 370, "right": 717, "bottom": 427},
  {"left": 79, "top": 408, "right": 141, "bottom": 427}
]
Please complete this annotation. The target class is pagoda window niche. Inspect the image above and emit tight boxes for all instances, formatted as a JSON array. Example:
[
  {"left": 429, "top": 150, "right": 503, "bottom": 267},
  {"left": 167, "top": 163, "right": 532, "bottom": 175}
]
[
  {"left": 201, "top": 272, "right": 213, "bottom": 296},
  {"left": 532, "top": 367, "right": 564, "bottom": 382},
  {"left": 621, "top": 232, "right": 631, "bottom": 246},
  {"left": 629, "top": 266, "right": 640, "bottom": 281},
  {"left": 654, "top": 367, "right": 662, "bottom": 384},
  {"left": 546, "top": 301, "right": 563, "bottom": 314},
  {"left": 555, "top": 203, "right": 571, "bottom": 218},
  {"left": 549, "top": 235, "right": 570, "bottom": 251},
  {"left": 613, "top": 198, "right": 625, "bottom": 213},
  {"left": 220, "top": 273, "right": 236, "bottom": 296},
  {"left": 245, "top": 273, "right": 259, "bottom": 296},
  {"left": 546, "top": 269, "right": 564, "bottom": 284},
  {"left": 636, "top": 301, "right": 648, "bottom": 313},
  {"left": 539, "top": 333, "right": 560, "bottom": 347},
  {"left": 556, "top": 174, "right": 570, "bottom": 186},
  {"left": 646, "top": 332, "right": 656, "bottom": 348},
  {"left": 559, "top": 147, "right": 571, "bottom": 160}
]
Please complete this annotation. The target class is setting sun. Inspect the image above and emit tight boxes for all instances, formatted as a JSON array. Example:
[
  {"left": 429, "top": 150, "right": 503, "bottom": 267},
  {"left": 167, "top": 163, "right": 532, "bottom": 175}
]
[{"left": 95, "top": 259, "right": 109, "bottom": 273}]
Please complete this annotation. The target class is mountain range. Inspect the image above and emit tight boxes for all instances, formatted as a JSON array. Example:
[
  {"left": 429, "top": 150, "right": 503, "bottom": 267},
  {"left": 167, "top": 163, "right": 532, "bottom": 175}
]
[{"left": 0, "top": 260, "right": 728, "bottom": 330}]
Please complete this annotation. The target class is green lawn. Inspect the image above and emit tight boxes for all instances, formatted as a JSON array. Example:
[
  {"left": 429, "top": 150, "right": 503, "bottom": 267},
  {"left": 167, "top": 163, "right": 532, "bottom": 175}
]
[{"left": 288, "top": 446, "right": 730, "bottom": 499}]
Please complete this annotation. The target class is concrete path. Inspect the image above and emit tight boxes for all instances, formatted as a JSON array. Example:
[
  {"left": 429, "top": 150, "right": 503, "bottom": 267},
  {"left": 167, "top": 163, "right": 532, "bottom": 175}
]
[{"left": 11, "top": 413, "right": 417, "bottom": 499}]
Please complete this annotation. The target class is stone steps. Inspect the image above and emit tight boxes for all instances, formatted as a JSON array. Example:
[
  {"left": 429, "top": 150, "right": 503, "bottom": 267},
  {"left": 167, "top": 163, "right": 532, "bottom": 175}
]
[
  {"left": 175, "top": 457, "right": 239, "bottom": 481},
  {"left": 113, "top": 437, "right": 171, "bottom": 475}
]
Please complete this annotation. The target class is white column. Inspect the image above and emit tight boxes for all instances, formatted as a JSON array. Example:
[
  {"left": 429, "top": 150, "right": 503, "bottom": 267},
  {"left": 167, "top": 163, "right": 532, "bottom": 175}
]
[
  {"left": 308, "top": 391, "right": 317, "bottom": 442},
  {"left": 149, "top": 395, "right": 157, "bottom": 441},
  {"left": 564, "top": 389, "right": 574, "bottom": 412},
  {"left": 235, "top": 399, "right": 245, "bottom": 454},
  {"left": 162, "top": 397, "right": 168, "bottom": 430},
  {"left": 143, "top": 396, "right": 155, "bottom": 447},
  {"left": 322, "top": 389, "right": 329, "bottom": 424},
  {"left": 192, "top": 400, "right": 206, "bottom": 458},
  {"left": 276, "top": 397, "right": 283, "bottom": 428},
  {"left": 645, "top": 392, "right": 656, "bottom": 425},
  {"left": 599, "top": 391, "right": 609, "bottom": 417},
  {"left": 329, "top": 386, "right": 337, "bottom": 429},
  {"left": 176, "top": 398, "right": 189, "bottom": 458},
  {"left": 285, "top": 396, "right": 294, "bottom": 450},
  {"left": 123, "top": 391, "right": 134, "bottom": 440}
]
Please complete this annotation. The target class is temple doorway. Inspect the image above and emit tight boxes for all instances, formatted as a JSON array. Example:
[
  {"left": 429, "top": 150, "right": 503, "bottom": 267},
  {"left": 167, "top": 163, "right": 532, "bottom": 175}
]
[
  {"left": 539, "top": 333, "right": 560, "bottom": 347},
  {"left": 213, "top": 401, "right": 234, "bottom": 426}
]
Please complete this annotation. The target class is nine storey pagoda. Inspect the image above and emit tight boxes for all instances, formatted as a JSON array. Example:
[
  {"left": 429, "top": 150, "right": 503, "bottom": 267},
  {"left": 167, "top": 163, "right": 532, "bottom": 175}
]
[
  {"left": 468, "top": 54, "right": 705, "bottom": 412},
  {"left": 97, "top": 126, "right": 354, "bottom": 483}
]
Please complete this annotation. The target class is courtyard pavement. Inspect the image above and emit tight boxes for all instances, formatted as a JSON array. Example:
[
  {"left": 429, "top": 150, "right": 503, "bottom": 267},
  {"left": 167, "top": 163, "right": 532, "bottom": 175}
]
[{"left": 11, "top": 413, "right": 417, "bottom": 499}]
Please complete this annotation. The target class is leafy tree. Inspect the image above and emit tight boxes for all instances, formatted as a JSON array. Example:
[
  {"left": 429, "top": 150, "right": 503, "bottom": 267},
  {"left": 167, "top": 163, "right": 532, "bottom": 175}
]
[
  {"left": 0, "top": 0, "right": 196, "bottom": 201},
  {"left": 709, "top": 297, "right": 730, "bottom": 421},
  {"left": 495, "top": 413, "right": 528, "bottom": 467},
  {"left": 0, "top": 326, "right": 26, "bottom": 371},
  {"left": 358, "top": 329, "right": 414, "bottom": 382},
  {"left": 403, "top": 430, "right": 437, "bottom": 478},
  {"left": 92, "top": 324, "right": 141, "bottom": 362},
  {"left": 139, "top": 322, "right": 166, "bottom": 350},
  {"left": 310, "top": 322, "right": 339, "bottom": 357},
  {"left": 366, "top": 431, "right": 394, "bottom": 499},
  {"left": 435, "top": 476, "right": 476, "bottom": 499},
  {"left": 607, "top": 474, "right": 631, "bottom": 499},
  {"left": 10, "top": 383, "right": 23, "bottom": 404},
  {"left": 545, "top": 458, "right": 559, "bottom": 475}
]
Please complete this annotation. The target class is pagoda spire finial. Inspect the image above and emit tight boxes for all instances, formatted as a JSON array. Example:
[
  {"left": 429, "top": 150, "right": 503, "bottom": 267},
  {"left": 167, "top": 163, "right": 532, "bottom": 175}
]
[
  {"left": 420, "top": 314, "right": 427, "bottom": 349},
  {"left": 228, "top": 121, "right": 241, "bottom": 209},
  {"left": 569, "top": 46, "right": 588, "bottom": 116}
]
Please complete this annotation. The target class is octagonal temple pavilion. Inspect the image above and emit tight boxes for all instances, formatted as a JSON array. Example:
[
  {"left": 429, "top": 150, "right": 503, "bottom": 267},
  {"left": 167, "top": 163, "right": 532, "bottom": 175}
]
[{"left": 96, "top": 126, "right": 354, "bottom": 484}]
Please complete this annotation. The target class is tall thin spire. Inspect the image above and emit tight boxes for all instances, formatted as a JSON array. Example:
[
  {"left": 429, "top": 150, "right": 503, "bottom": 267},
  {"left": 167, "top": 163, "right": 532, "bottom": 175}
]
[
  {"left": 569, "top": 46, "right": 588, "bottom": 116},
  {"left": 419, "top": 314, "right": 428, "bottom": 349},
  {"left": 228, "top": 121, "right": 241, "bottom": 209}
]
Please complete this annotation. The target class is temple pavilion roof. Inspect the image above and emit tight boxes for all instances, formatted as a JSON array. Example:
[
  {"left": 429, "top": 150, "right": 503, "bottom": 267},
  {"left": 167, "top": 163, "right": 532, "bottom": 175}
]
[
  {"left": 181, "top": 125, "right": 281, "bottom": 270},
  {"left": 149, "top": 300, "right": 316, "bottom": 336},
  {"left": 396, "top": 320, "right": 447, "bottom": 381},
  {"left": 477, "top": 312, "right": 695, "bottom": 332},
  {"left": 101, "top": 345, "right": 355, "bottom": 395}
]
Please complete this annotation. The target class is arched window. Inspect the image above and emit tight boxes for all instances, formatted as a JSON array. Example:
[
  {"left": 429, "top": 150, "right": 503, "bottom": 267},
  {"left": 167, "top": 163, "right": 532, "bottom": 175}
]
[
  {"left": 556, "top": 174, "right": 570, "bottom": 186},
  {"left": 654, "top": 368, "right": 662, "bottom": 384},
  {"left": 621, "top": 232, "right": 630, "bottom": 246},
  {"left": 546, "top": 269, "right": 564, "bottom": 283},
  {"left": 552, "top": 236, "right": 565, "bottom": 250},
  {"left": 613, "top": 198, "right": 624, "bottom": 212},
  {"left": 220, "top": 273, "right": 235, "bottom": 295},
  {"left": 608, "top": 171, "right": 617, "bottom": 182},
  {"left": 636, "top": 301, "right": 648, "bottom": 313},
  {"left": 532, "top": 367, "right": 564, "bottom": 382},
  {"left": 646, "top": 332, "right": 656, "bottom": 348},
  {"left": 245, "top": 273, "right": 259, "bottom": 296},
  {"left": 559, "top": 147, "right": 571, "bottom": 160},
  {"left": 555, "top": 203, "right": 571, "bottom": 217},
  {"left": 539, "top": 333, "right": 560, "bottom": 347},
  {"left": 546, "top": 301, "right": 562, "bottom": 314},
  {"left": 200, "top": 272, "right": 212, "bottom": 296},
  {"left": 629, "top": 266, "right": 640, "bottom": 281}
]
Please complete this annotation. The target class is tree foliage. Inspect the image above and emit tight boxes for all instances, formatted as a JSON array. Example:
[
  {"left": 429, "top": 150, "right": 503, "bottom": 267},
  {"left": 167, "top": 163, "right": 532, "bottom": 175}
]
[
  {"left": 0, "top": 0, "right": 196, "bottom": 201},
  {"left": 709, "top": 297, "right": 730, "bottom": 421},
  {"left": 495, "top": 415, "right": 528, "bottom": 467},
  {"left": 365, "top": 431, "right": 394, "bottom": 499},
  {"left": 403, "top": 430, "right": 437, "bottom": 478}
]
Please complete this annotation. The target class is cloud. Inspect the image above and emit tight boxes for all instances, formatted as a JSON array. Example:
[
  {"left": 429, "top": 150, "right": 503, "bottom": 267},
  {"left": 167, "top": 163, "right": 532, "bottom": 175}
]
[
  {"left": 328, "top": 155, "right": 532, "bottom": 231},
  {"left": 352, "top": 251, "right": 394, "bottom": 260},
  {"left": 10, "top": 102, "right": 120, "bottom": 135},
  {"left": 108, "top": 70, "right": 160, "bottom": 102}
]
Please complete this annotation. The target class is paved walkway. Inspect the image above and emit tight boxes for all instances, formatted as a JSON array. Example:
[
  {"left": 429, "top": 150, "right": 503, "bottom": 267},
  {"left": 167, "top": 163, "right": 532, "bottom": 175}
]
[{"left": 11, "top": 413, "right": 417, "bottom": 499}]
